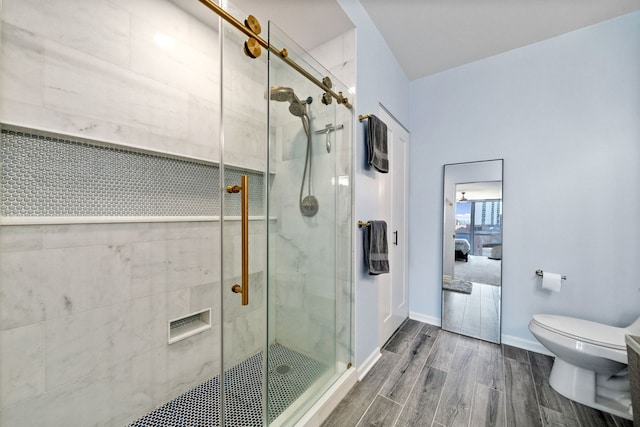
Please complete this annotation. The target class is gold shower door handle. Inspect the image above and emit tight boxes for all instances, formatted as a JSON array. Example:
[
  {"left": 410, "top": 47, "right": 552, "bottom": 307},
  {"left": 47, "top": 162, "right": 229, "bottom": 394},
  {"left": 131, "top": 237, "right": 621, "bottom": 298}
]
[{"left": 227, "top": 175, "right": 249, "bottom": 305}]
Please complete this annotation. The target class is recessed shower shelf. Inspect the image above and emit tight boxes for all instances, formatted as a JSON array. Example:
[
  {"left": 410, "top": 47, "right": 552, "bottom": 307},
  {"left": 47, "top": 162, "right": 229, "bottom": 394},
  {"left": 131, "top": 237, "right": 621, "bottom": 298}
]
[
  {"left": 0, "top": 123, "right": 269, "bottom": 224},
  {"left": 168, "top": 308, "right": 212, "bottom": 344}
]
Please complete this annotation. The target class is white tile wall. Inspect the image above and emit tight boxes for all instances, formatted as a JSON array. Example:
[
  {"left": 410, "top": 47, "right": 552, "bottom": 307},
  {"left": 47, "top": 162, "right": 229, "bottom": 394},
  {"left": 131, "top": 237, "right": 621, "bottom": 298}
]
[
  {"left": 0, "top": 323, "right": 45, "bottom": 408},
  {"left": 0, "top": 0, "right": 221, "bottom": 161},
  {"left": 0, "top": 222, "right": 221, "bottom": 420}
]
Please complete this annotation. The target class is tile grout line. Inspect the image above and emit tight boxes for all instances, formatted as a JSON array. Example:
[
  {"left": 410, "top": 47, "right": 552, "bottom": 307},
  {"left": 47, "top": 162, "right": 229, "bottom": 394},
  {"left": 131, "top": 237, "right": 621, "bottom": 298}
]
[
  {"left": 466, "top": 337, "right": 481, "bottom": 427},
  {"left": 354, "top": 398, "right": 378, "bottom": 427},
  {"left": 390, "top": 327, "right": 441, "bottom": 426},
  {"left": 501, "top": 344, "right": 508, "bottom": 427},
  {"left": 379, "top": 327, "right": 411, "bottom": 427},
  {"left": 526, "top": 349, "right": 547, "bottom": 427},
  {"left": 428, "top": 332, "right": 454, "bottom": 427}
]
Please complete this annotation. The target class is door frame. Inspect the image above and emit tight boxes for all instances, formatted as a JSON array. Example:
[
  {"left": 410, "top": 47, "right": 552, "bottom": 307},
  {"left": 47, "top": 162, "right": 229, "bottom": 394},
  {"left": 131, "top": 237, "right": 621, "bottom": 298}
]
[{"left": 376, "top": 105, "right": 410, "bottom": 347}]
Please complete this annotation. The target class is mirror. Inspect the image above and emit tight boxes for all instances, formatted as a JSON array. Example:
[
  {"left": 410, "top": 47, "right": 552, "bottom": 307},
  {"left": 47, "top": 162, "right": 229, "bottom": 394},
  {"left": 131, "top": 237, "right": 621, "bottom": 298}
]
[{"left": 442, "top": 159, "right": 503, "bottom": 343}]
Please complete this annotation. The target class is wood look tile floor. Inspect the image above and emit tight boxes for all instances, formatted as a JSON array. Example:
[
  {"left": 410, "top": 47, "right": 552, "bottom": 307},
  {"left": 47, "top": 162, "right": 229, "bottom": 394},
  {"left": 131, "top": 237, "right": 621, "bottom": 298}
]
[{"left": 322, "top": 320, "right": 633, "bottom": 427}]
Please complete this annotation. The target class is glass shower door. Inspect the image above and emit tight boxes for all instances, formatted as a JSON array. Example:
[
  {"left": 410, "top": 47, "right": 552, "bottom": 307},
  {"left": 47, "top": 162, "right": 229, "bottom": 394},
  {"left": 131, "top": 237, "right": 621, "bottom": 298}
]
[
  {"left": 265, "top": 21, "right": 352, "bottom": 426},
  {"left": 219, "top": 3, "right": 352, "bottom": 425},
  {"left": 220, "top": 3, "right": 269, "bottom": 425}
]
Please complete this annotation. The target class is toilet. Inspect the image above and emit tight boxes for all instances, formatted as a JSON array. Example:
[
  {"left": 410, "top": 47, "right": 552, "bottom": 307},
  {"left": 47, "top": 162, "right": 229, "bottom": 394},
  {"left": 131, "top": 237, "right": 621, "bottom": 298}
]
[{"left": 529, "top": 314, "right": 640, "bottom": 420}]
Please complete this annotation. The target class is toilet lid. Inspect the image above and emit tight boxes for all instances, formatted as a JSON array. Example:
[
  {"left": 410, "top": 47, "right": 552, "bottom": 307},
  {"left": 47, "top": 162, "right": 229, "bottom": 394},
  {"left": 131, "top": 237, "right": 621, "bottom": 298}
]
[{"left": 532, "top": 314, "right": 627, "bottom": 351}]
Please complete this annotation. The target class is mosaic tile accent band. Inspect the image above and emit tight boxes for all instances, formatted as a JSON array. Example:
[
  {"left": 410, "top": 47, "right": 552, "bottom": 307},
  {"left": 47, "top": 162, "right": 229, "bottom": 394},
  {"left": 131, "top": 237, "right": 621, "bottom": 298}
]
[
  {"left": 0, "top": 126, "right": 264, "bottom": 219},
  {"left": 128, "top": 343, "right": 328, "bottom": 427}
]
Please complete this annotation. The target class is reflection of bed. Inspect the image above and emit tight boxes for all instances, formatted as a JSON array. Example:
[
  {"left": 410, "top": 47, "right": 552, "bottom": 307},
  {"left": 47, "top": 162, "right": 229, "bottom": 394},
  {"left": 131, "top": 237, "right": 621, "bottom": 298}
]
[{"left": 455, "top": 239, "right": 470, "bottom": 262}]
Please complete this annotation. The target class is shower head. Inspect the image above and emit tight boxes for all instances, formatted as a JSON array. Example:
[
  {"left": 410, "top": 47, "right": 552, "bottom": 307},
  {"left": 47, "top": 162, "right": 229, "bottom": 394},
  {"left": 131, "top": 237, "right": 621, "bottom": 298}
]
[
  {"left": 270, "top": 86, "right": 307, "bottom": 117},
  {"left": 270, "top": 86, "right": 295, "bottom": 102},
  {"left": 288, "top": 101, "right": 306, "bottom": 117}
]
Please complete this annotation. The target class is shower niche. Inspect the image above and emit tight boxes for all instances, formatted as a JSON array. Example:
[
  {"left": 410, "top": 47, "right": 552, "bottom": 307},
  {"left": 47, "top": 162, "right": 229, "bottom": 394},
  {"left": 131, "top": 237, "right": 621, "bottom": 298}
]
[{"left": 0, "top": 0, "right": 353, "bottom": 426}]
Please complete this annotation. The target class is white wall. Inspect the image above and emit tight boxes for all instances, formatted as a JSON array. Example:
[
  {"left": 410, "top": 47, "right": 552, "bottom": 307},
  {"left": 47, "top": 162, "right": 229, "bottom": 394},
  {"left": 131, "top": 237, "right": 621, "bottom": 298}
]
[
  {"left": 337, "top": 0, "right": 411, "bottom": 368},
  {"left": 408, "top": 11, "right": 640, "bottom": 347}
]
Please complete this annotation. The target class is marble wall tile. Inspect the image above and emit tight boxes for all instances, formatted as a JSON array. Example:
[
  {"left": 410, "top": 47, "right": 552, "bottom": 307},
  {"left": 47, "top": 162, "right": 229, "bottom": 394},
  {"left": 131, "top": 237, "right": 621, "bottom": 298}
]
[
  {"left": 189, "top": 94, "right": 220, "bottom": 162},
  {"left": 0, "top": 23, "right": 44, "bottom": 108},
  {"left": 223, "top": 307, "right": 266, "bottom": 369},
  {"left": 0, "top": 225, "right": 44, "bottom": 252},
  {"left": 165, "top": 237, "right": 219, "bottom": 291},
  {"left": 4, "top": 0, "right": 129, "bottom": 67},
  {"left": 223, "top": 108, "right": 267, "bottom": 172},
  {"left": 0, "top": 244, "right": 132, "bottom": 330},
  {"left": 0, "top": 333, "right": 218, "bottom": 427},
  {"left": 1, "top": 0, "right": 225, "bottom": 161},
  {"left": 43, "top": 223, "right": 149, "bottom": 249},
  {"left": 130, "top": 234, "right": 219, "bottom": 299},
  {"left": 130, "top": 240, "right": 171, "bottom": 299},
  {"left": 2, "top": 0, "right": 45, "bottom": 33},
  {"left": 44, "top": 289, "right": 189, "bottom": 390},
  {"left": 166, "top": 326, "right": 220, "bottom": 398},
  {"left": 130, "top": 15, "right": 219, "bottom": 103},
  {"left": 145, "top": 221, "right": 218, "bottom": 242},
  {"left": 0, "top": 98, "right": 132, "bottom": 144},
  {"left": 188, "top": 15, "right": 220, "bottom": 58},
  {"left": 110, "top": 0, "right": 191, "bottom": 44},
  {"left": 0, "top": 323, "right": 45, "bottom": 408},
  {"left": 0, "top": 356, "right": 133, "bottom": 426},
  {"left": 189, "top": 281, "right": 221, "bottom": 314},
  {"left": 42, "top": 40, "right": 190, "bottom": 148},
  {"left": 117, "top": 347, "right": 171, "bottom": 425},
  {"left": 2, "top": 301, "right": 219, "bottom": 425},
  {"left": 11, "top": 0, "right": 131, "bottom": 68},
  {"left": 309, "top": 29, "right": 356, "bottom": 91}
]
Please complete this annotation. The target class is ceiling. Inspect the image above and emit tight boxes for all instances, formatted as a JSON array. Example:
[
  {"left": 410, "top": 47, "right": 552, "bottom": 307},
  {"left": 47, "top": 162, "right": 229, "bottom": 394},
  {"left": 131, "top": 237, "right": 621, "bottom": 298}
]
[
  {"left": 457, "top": 181, "right": 502, "bottom": 201},
  {"left": 179, "top": 1, "right": 640, "bottom": 81},
  {"left": 358, "top": 0, "right": 640, "bottom": 80}
]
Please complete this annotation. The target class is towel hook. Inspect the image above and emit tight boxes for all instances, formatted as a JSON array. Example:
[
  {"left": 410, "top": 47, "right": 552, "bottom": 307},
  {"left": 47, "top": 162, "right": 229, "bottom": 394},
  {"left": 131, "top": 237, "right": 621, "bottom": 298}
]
[{"left": 357, "top": 220, "right": 370, "bottom": 228}]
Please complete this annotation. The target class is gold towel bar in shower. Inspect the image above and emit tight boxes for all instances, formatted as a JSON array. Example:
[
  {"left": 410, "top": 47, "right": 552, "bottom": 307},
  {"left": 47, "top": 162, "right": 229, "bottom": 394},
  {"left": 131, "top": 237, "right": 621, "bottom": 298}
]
[
  {"left": 358, "top": 114, "right": 372, "bottom": 122},
  {"left": 227, "top": 175, "right": 249, "bottom": 305},
  {"left": 358, "top": 220, "right": 370, "bottom": 228}
]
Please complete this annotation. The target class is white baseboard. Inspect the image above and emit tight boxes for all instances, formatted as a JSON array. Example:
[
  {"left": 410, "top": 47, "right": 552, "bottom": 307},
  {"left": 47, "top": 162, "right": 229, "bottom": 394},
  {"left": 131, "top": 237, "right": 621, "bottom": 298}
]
[
  {"left": 357, "top": 347, "right": 382, "bottom": 381},
  {"left": 409, "top": 311, "right": 440, "bottom": 327},
  {"left": 501, "top": 334, "right": 553, "bottom": 356}
]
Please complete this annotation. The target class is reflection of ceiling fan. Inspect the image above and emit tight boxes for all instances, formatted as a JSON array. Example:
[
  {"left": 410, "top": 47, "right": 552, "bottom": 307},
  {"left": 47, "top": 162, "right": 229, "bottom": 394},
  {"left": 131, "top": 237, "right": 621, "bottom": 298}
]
[{"left": 459, "top": 191, "right": 468, "bottom": 202}]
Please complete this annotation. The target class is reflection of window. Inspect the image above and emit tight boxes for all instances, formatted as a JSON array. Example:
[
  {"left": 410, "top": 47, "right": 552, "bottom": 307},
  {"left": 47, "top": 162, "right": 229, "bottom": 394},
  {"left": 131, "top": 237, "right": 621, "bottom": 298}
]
[{"left": 456, "top": 199, "right": 502, "bottom": 255}]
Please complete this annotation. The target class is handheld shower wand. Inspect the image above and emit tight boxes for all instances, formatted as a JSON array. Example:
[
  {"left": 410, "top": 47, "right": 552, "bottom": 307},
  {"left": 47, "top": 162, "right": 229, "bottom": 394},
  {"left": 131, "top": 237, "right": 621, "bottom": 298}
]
[{"left": 270, "top": 86, "right": 318, "bottom": 217}]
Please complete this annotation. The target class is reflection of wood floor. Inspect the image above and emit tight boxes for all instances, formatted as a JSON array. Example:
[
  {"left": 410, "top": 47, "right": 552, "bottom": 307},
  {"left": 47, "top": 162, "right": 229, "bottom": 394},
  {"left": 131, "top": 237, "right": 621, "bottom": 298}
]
[{"left": 443, "top": 282, "right": 500, "bottom": 343}]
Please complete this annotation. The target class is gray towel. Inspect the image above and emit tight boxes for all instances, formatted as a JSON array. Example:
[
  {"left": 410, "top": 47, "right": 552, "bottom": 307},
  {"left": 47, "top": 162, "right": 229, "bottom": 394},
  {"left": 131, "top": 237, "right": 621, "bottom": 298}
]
[
  {"left": 364, "top": 220, "right": 390, "bottom": 275},
  {"left": 366, "top": 115, "right": 388, "bottom": 173}
]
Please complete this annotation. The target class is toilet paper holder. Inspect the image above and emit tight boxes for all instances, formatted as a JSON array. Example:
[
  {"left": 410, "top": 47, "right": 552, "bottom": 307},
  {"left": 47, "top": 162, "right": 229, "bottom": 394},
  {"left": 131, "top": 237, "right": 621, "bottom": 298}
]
[{"left": 535, "top": 269, "right": 566, "bottom": 280}]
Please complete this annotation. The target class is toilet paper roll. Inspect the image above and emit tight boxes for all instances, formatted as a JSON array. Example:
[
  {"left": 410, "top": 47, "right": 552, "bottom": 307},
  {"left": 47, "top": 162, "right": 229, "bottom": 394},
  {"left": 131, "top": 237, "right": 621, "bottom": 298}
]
[{"left": 542, "top": 272, "right": 562, "bottom": 292}]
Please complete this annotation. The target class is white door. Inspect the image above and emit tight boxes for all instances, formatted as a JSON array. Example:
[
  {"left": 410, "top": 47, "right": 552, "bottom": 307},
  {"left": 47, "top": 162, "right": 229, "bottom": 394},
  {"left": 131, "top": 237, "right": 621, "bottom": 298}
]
[{"left": 377, "top": 107, "right": 409, "bottom": 347}]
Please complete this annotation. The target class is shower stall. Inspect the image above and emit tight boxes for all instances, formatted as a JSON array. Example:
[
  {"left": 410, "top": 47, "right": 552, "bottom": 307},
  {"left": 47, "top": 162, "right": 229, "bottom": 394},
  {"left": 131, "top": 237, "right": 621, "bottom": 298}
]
[{"left": 0, "top": 0, "right": 353, "bottom": 425}]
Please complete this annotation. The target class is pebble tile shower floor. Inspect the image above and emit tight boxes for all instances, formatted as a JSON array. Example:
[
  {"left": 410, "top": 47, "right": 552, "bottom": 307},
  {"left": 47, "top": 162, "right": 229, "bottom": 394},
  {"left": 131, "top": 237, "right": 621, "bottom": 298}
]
[{"left": 128, "top": 343, "right": 328, "bottom": 427}]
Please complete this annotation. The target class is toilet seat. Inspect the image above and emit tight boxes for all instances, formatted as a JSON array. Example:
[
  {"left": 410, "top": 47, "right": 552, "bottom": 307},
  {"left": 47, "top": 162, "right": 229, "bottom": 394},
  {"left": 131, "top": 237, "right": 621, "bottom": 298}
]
[{"left": 531, "top": 314, "right": 627, "bottom": 351}]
